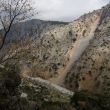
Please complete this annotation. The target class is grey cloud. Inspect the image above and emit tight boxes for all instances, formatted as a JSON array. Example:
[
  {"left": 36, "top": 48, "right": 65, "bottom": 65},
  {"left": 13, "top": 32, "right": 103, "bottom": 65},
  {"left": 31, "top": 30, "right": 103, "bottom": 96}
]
[{"left": 33, "top": 0, "right": 109, "bottom": 21}]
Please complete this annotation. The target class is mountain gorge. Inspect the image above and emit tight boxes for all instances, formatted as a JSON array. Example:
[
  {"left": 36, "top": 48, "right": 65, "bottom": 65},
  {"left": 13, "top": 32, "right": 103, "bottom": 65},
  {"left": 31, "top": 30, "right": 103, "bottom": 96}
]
[
  {"left": 0, "top": 3, "right": 110, "bottom": 110},
  {"left": 4, "top": 8, "right": 101, "bottom": 81},
  {"left": 65, "top": 4, "right": 110, "bottom": 94}
]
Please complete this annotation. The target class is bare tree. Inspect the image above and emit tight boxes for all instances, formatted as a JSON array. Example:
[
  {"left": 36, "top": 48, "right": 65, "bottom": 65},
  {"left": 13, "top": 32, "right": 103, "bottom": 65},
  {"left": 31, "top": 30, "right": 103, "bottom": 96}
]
[{"left": 0, "top": 0, "right": 34, "bottom": 63}]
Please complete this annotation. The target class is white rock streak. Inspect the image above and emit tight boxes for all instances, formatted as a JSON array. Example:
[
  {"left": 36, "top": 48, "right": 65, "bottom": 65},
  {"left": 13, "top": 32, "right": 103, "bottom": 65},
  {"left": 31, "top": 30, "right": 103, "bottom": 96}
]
[{"left": 26, "top": 76, "right": 74, "bottom": 96}]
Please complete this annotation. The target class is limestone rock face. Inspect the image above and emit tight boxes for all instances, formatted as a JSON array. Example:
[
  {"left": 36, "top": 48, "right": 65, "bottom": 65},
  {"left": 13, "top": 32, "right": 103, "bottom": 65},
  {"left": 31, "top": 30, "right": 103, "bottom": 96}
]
[{"left": 65, "top": 4, "right": 110, "bottom": 94}]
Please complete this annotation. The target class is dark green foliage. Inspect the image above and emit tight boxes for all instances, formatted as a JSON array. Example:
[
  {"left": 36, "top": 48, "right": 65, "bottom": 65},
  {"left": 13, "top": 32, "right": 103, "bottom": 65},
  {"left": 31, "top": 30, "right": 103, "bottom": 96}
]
[
  {"left": 71, "top": 90, "right": 110, "bottom": 110},
  {"left": 72, "top": 38, "right": 76, "bottom": 42},
  {"left": 69, "top": 30, "right": 73, "bottom": 36},
  {"left": 0, "top": 63, "right": 39, "bottom": 110},
  {"left": 52, "top": 63, "right": 58, "bottom": 71},
  {"left": 0, "top": 63, "right": 21, "bottom": 109},
  {"left": 0, "top": 63, "right": 21, "bottom": 95},
  {"left": 40, "top": 101, "right": 74, "bottom": 110}
]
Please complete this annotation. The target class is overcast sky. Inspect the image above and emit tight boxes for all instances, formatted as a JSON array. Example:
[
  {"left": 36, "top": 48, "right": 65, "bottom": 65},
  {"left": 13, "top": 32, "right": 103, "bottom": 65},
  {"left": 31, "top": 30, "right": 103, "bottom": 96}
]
[{"left": 33, "top": 0, "right": 109, "bottom": 21}]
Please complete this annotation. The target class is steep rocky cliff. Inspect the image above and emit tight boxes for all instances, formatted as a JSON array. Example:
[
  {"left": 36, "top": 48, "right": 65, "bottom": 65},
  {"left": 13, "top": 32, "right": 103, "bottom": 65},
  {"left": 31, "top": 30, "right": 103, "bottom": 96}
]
[{"left": 65, "top": 3, "right": 110, "bottom": 95}]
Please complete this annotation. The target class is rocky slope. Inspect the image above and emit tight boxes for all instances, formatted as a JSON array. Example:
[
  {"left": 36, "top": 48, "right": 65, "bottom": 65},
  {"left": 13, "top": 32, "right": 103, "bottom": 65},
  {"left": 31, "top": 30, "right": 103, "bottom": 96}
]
[
  {"left": 7, "top": 9, "right": 101, "bottom": 83},
  {"left": 0, "top": 3, "right": 110, "bottom": 110},
  {"left": 0, "top": 1, "right": 110, "bottom": 93},
  {"left": 65, "top": 3, "right": 110, "bottom": 94},
  {"left": 12, "top": 3, "right": 110, "bottom": 96}
]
